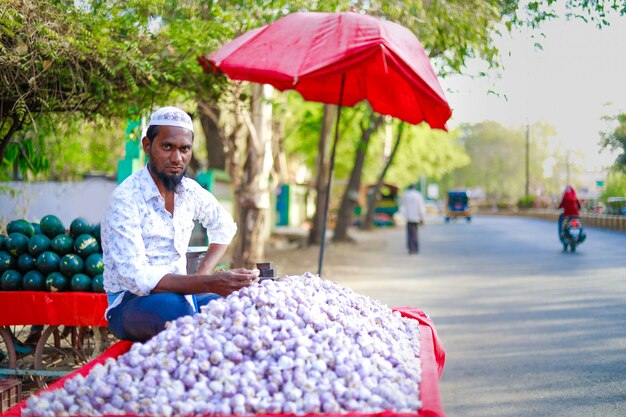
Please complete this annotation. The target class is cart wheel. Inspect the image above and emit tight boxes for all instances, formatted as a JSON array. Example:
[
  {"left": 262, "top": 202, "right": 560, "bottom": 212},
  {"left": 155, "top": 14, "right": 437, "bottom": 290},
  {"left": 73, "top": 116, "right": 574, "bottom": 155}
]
[
  {"left": 77, "top": 327, "right": 112, "bottom": 362},
  {"left": 33, "top": 325, "right": 85, "bottom": 389},
  {"left": 0, "top": 326, "right": 17, "bottom": 375}
]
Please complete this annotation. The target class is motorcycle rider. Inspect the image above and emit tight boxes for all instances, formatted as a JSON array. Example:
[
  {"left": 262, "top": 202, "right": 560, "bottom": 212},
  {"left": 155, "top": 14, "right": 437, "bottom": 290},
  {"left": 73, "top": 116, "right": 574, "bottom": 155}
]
[{"left": 558, "top": 185, "right": 581, "bottom": 237}]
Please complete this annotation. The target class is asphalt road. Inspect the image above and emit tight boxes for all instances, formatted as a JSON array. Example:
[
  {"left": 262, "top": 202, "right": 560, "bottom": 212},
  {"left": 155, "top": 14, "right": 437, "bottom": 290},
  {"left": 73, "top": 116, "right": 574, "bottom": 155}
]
[{"left": 270, "top": 214, "right": 626, "bottom": 417}]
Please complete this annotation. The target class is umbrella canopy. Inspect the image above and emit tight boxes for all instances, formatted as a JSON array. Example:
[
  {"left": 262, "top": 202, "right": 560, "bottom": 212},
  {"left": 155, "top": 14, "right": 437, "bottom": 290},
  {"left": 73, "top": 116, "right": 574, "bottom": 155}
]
[
  {"left": 206, "top": 11, "right": 451, "bottom": 275},
  {"left": 209, "top": 11, "right": 452, "bottom": 129}
]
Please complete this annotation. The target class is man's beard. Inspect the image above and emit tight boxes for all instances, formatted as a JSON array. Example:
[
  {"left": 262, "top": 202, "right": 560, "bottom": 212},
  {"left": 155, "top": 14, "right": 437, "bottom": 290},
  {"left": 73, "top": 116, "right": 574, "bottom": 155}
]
[{"left": 148, "top": 160, "right": 187, "bottom": 192}]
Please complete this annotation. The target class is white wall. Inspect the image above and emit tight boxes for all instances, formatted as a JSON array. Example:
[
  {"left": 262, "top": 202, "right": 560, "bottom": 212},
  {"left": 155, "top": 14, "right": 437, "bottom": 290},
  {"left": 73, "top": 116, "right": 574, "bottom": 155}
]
[
  {"left": 1, "top": 176, "right": 236, "bottom": 231},
  {"left": 1, "top": 177, "right": 117, "bottom": 226}
]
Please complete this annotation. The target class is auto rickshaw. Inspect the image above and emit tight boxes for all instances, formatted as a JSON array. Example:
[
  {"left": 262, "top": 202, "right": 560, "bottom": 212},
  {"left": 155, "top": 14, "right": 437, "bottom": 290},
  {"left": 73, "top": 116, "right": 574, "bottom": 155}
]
[{"left": 445, "top": 190, "right": 471, "bottom": 222}]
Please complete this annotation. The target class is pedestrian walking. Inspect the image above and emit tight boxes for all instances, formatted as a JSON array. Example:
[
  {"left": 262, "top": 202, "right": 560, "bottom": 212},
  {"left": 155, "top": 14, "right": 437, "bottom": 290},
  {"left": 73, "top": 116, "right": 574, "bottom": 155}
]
[{"left": 399, "top": 184, "right": 426, "bottom": 254}]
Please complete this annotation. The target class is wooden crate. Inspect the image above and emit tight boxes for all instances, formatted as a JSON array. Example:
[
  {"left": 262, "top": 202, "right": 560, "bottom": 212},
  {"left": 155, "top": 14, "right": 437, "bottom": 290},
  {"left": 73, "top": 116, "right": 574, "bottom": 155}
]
[{"left": 0, "top": 379, "right": 22, "bottom": 413}]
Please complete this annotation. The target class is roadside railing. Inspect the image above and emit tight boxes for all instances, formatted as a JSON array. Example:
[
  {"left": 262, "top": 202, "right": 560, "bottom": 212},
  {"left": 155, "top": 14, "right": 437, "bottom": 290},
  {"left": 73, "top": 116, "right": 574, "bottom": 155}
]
[{"left": 476, "top": 208, "right": 626, "bottom": 232}]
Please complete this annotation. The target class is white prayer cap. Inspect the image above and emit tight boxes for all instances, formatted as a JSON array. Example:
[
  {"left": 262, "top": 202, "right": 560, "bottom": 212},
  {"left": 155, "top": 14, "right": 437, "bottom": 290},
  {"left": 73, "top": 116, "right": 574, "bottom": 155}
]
[{"left": 148, "top": 106, "right": 193, "bottom": 133}]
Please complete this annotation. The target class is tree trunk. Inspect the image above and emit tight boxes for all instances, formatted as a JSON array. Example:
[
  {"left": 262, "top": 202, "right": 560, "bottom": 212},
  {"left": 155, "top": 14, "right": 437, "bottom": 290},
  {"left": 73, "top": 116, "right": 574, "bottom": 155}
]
[
  {"left": 361, "top": 122, "right": 405, "bottom": 230},
  {"left": 197, "top": 99, "right": 227, "bottom": 170},
  {"left": 333, "top": 113, "right": 383, "bottom": 242},
  {"left": 232, "top": 84, "right": 274, "bottom": 268},
  {"left": 308, "top": 104, "right": 336, "bottom": 245}
]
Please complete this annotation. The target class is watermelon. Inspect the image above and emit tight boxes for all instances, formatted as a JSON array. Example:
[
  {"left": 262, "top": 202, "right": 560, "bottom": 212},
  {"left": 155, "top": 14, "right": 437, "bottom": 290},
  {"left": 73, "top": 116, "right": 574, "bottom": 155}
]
[
  {"left": 70, "top": 217, "right": 92, "bottom": 239},
  {"left": 51, "top": 234, "right": 73, "bottom": 256},
  {"left": 22, "top": 270, "right": 46, "bottom": 291},
  {"left": 1, "top": 270, "right": 22, "bottom": 291},
  {"left": 36, "top": 251, "right": 61, "bottom": 275},
  {"left": 59, "top": 254, "right": 84, "bottom": 277},
  {"left": 0, "top": 234, "right": 7, "bottom": 250},
  {"left": 70, "top": 273, "right": 92, "bottom": 292},
  {"left": 28, "top": 234, "right": 51, "bottom": 257},
  {"left": 46, "top": 272, "right": 69, "bottom": 292},
  {"left": 84, "top": 253, "right": 104, "bottom": 277},
  {"left": 0, "top": 251, "right": 15, "bottom": 273},
  {"left": 74, "top": 234, "right": 100, "bottom": 257},
  {"left": 40, "top": 215, "right": 66, "bottom": 239},
  {"left": 91, "top": 223, "right": 101, "bottom": 244},
  {"left": 16, "top": 253, "right": 36, "bottom": 273},
  {"left": 6, "top": 233, "right": 29, "bottom": 256},
  {"left": 31, "top": 223, "right": 41, "bottom": 234},
  {"left": 91, "top": 274, "right": 104, "bottom": 293},
  {"left": 6, "top": 219, "right": 35, "bottom": 238}
]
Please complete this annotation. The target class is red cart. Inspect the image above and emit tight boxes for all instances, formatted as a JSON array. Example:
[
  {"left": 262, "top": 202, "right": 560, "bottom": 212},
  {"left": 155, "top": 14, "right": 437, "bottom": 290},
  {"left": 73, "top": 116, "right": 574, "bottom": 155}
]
[
  {"left": 0, "top": 291, "right": 113, "bottom": 389},
  {"left": 2, "top": 307, "right": 446, "bottom": 417}
]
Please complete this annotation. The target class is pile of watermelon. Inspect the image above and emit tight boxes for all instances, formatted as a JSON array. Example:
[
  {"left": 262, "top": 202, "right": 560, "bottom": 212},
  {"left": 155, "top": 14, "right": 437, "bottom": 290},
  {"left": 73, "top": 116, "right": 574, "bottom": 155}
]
[{"left": 0, "top": 215, "right": 104, "bottom": 293}]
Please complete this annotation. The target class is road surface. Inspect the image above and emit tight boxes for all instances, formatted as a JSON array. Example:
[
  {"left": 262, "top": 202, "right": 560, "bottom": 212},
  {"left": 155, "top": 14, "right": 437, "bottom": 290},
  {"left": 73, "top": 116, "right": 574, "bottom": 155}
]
[{"left": 269, "top": 214, "right": 626, "bottom": 417}]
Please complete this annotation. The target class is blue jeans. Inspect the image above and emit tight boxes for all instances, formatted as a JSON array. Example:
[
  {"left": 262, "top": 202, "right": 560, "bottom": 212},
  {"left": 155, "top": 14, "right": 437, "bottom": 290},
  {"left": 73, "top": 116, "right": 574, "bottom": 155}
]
[{"left": 107, "top": 292, "right": 221, "bottom": 342}]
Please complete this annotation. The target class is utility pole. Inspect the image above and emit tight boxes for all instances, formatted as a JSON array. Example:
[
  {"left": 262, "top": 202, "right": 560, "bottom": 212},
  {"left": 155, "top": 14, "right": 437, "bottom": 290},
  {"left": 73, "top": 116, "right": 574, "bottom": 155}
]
[{"left": 525, "top": 122, "right": 530, "bottom": 198}]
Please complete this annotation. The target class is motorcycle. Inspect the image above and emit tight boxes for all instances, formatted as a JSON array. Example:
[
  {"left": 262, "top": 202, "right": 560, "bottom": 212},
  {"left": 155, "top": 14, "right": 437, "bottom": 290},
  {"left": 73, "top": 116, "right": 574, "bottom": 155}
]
[{"left": 560, "top": 216, "right": 586, "bottom": 252}]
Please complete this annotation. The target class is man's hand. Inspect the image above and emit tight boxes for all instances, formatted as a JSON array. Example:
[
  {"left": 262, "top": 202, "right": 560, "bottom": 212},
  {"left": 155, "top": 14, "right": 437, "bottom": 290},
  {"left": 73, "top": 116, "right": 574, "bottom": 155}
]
[
  {"left": 152, "top": 268, "right": 259, "bottom": 295},
  {"left": 209, "top": 268, "right": 260, "bottom": 296}
]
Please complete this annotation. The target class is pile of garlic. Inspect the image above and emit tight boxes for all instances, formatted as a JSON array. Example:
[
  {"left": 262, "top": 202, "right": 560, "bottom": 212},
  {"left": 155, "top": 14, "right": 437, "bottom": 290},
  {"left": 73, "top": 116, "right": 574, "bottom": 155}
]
[{"left": 23, "top": 273, "right": 421, "bottom": 416}]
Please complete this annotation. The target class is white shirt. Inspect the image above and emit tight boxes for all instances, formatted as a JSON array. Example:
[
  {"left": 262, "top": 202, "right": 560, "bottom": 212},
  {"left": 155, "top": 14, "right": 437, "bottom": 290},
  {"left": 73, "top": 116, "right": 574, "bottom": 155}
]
[
  {"left": 102, "top": 166, "right": 237, "bottom": 312},
  {"left": 399, "top": 189, "right": 427, "bottom": 223}
]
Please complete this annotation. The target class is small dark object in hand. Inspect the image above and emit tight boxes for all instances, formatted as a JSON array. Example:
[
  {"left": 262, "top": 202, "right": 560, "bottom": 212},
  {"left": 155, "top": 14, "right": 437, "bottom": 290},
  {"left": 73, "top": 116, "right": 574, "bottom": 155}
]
[
  {"left": 256, "top": 262, "right": 272, "bottom": 270},
  {"left": 256, "top": 262, "right": 275, "bottom": 280}
]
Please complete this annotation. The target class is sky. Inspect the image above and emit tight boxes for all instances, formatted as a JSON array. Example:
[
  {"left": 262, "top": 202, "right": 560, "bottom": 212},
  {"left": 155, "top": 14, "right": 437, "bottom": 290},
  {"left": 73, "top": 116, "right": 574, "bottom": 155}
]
[{"left": 439, "top": 9, "right": 626, "bottom": 173}]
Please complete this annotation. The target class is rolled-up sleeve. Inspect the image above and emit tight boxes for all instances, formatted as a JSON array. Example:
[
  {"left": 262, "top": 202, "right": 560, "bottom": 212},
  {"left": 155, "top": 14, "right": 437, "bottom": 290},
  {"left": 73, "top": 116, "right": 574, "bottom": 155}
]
[{"left": 102, "top": 194, "right": 174, "bottom": 296}]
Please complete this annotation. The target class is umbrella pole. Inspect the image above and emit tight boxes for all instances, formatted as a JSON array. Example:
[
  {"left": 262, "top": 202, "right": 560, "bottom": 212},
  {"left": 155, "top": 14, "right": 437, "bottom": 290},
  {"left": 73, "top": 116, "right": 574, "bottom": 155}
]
[{"left": 318, "top": 73, "right": 346, "bottom": 277}]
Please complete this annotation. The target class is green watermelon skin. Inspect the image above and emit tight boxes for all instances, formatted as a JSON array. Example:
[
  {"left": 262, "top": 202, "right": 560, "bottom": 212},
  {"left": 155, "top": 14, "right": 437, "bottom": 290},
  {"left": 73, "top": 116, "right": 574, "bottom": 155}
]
[
  {"left": 0, "top": 251, "right": 15, "bottom": 273},
  {"left": 1, "top": 270, "right": 22, "bottom": 291},
  {"left": 59, "top": 254, "right": 84, "bottom": 277},
  {"left": 70, "top": 217, "right": 93, "bottom": 239},
  {"left": 22, "top": 270, "right": 46, "bottom": 291},
  {"left": 16, "top": 253, "right": 36, "bottom": 273},
  {"left": 84, "top": 253, "right": 104, "bottom": 277},
  {"left": 46, "top": 272, "right": 69, "bottom": 292},
  {"left": 36, "top": 251, "right": 61, "bottom": 275},
  {"left": 91, "top": 224, "right": 101, "bottom": 244},
  {"left": 74, "top": 234, "right": 100, "bottom": 258},
  {"left": 0, "top": 234, "right": 7, "bottom": 250},
  {"left": 40, "top": 215, "right": 66, "bottom": 239},
  {"left": 70, "top": 273, "right": 92, "bottom": 292},
  {"left": 91, "top": 274, "right": 104, "bottom": 293},
  {"left": 51, "top": 234, "right": 73, "bottom": 256},
  {"left": 31, "top": 223, "right": 41, "bottom": 235},
  {"left": 6, "top": 220, "right": 35, "bottom": 238},
  {"left": 28, "top": 234, "right": 51, "bottom": 257},
  {"left": 6, "top": 233, "right": 29, "bottom": 256}
]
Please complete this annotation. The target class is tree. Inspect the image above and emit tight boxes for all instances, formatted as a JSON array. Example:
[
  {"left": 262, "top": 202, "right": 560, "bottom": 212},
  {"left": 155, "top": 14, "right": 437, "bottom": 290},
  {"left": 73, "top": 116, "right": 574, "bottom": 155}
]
[
  {"left": 332, "top": 112, "right": 384, "bottom": 242},
  {"left": 600, "top": 113, "right": 626, "bottom": 170},
  {"left": 0, "top": 1, "right": 164, "bottom": 168},
  {"left": 445, "top": 121, "right": 560, "bottom": 202}
]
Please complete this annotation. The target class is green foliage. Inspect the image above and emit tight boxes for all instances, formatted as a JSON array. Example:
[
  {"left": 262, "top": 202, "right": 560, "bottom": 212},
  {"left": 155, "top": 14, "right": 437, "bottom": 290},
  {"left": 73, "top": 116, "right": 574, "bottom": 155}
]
[
  {"left": 446, "top": 121, "right": 556, "bottom": 201},
  {"left": 600, "top": 113, "right": 626, "bottom": 170},
  {"left": 517, "top": 195, "right": 536, "bottom": 209},
  {"left": 600, "top": 170, "right": 626, "bottom": 201},
  {"left": 364, "top": 123, "right": 469, "bottom": 188},
  {"left": 1, "top": 0, "right": 621, "bottom": 182}
]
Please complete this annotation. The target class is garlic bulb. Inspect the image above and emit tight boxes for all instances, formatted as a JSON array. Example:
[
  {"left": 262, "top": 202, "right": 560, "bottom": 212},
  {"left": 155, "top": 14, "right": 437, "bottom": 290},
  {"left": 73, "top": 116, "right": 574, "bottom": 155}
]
[{"left": 23, "top": 273, "right": 422, "bottom": 416}]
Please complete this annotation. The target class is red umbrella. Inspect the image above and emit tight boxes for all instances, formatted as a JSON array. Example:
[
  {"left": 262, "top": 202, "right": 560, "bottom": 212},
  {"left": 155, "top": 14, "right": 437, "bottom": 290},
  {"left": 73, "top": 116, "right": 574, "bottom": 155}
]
[{"left": 204, "top": 11, "right": 452, "bottom": 275}]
